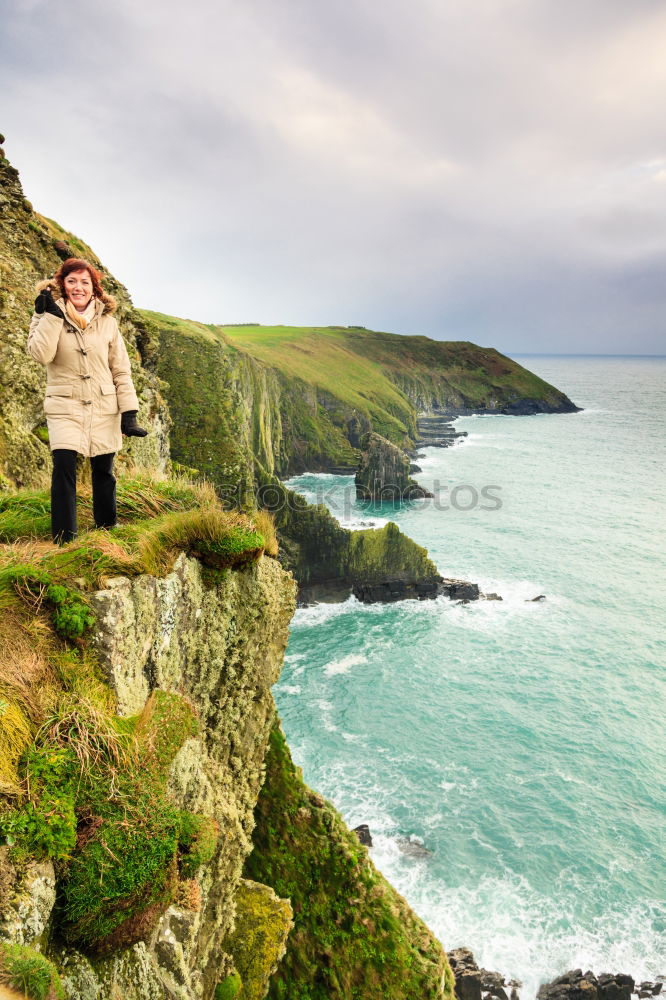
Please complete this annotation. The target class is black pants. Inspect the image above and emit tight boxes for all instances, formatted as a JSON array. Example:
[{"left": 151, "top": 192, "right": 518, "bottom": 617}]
[{"left": 51, "top": 449, "right": 117, "bottom": 544}]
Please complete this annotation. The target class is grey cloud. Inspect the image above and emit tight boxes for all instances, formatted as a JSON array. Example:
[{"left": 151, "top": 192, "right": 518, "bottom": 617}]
[{"left": 1, "top": 0, "right": 665, "bottom": 353}]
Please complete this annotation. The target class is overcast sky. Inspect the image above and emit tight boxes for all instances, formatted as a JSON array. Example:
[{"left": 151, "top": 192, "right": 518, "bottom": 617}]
[{"left": 2, "top": 0, "right": 665, "bottom": 353}]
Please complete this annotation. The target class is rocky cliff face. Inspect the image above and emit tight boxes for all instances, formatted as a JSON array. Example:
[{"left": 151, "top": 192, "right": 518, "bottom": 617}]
[
  {"left": 146, "top": 313, "right": 360, "bottom": 499},
  {"left": 0, "top": 531, "right": 455, "bottom": 1000},
  {"left": 63, "top": 551, "right": 296, "bottom": 1000},
  {"left": 355, "top": 431, "right": 433, "bottom": 500}
]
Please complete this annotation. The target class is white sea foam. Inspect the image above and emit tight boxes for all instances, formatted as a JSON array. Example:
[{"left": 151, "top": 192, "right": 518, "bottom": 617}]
[
  {"left": 315, "top": 698, "right": 338, "bottom": 732},
  {"left": 361, "top": 856, "right": 665, "bottom": 1000},
  {"left": 324, "top": 653, "right": 368, "bottom": 676},
  {"left": 343, "top": 515, "right": 388, "bottom": 529},
  {"left": 293, "top": 595, "right": 361, "bottom": 626},
  {"left": 341, "top": 730, "right": 363, "bottom": 742}
]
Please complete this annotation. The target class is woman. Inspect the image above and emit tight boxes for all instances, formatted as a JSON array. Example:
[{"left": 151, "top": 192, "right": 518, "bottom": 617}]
[{"left": 27, "top": 257, "right": 148, "bottom": 544}]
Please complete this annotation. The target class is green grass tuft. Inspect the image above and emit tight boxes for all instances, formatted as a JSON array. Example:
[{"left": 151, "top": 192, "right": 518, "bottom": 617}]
[
  {"left": 0, "top": 942, "right": 65, "bottom": 1000},
  {"left": 214, "top": 972, "right": 243, "bottom": 999}
]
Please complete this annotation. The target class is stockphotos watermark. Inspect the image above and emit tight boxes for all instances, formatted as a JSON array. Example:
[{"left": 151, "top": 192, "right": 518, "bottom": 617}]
[{"left": 249, "top": 480, "right": 502, "bottom": 519}]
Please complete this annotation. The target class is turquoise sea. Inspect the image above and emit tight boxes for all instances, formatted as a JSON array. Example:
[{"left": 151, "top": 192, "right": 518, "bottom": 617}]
[{"left": 274, "top": 356, "right": 666, "bottom": 997}]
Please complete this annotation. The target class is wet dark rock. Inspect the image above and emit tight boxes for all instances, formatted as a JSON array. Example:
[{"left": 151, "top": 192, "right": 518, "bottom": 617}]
[
  {"left": 526, "top": 594, "right": 546, "bottom": 602},
  {"left": 537, "top": 970, "right": 636, "bottom": 1000},
  {"left": 352, "top": 575, "right": 480, "bottom": 605},
  {"left": 440, "top": 579, "right": 481, "bottom": 601},
  {"left": 501, "top": 396, "right": 582, "bottom": 415},
  {"left": 352, "top": 823, "right": 372, "bottom": 846},
  {"left": 413, "top": 413, "right": 469, "bottom": 448},
  {"left": 448, "top": 947, "right": 516, "bottom": 1000},
  {"left": 598, "top": 973, "right": 635, "bottom": 1000},
  {"left": 483, "top": 592, "right": 503, "bottom": 601}
]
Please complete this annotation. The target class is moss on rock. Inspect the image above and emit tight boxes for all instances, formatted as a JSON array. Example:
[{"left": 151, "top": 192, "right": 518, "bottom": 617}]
[
  {"left": 177, "top": 812, "right": 219, "bottom": 879},
  {"left": 215, "top": 972, "right": 243, "bottom": 1000},
  {"left": 222, "top": 879, "right": 293, "bottom": 1000}
]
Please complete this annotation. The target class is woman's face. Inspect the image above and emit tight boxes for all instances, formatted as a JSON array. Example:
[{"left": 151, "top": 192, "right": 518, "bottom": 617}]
[{"left": 63, "top": 269, "right": 93, "bottom": 310}]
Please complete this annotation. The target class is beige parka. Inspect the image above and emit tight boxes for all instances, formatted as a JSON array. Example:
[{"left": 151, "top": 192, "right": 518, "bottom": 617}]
[{"left": 27, "top": 279, "right": 140, "bottom": 458}]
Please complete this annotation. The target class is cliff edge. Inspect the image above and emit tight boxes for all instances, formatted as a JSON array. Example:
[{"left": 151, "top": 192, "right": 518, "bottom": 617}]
[{"left": 0, "top": 476, "right": 455, "bottom": 1000}]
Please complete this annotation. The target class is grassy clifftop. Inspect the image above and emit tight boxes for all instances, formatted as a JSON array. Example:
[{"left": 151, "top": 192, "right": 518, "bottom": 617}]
[
  {"left": 216, "top": 323, "right": 578, "bottom": 417},
  {"left": 143, "top": 313, "right": 579, "bottom": 486}
]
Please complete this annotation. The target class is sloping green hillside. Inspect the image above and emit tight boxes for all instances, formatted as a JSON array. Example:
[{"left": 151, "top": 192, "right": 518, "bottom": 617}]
[
  {"left": 212, "top": 324, "right": 417, "bottom": 440},
  {"left": 216, "top": 323, "right": 579, "bottom": 416},
  {"left": 142, "top": 313, "right": 580, "bottom": 491}
]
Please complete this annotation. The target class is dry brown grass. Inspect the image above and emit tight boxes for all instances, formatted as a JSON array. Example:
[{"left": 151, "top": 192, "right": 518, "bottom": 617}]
[
  {"left": 37, "top": 696, "right": 134, "bottom": 777},
  {"left": 254, "top": 508, "right": 279, "bottom": 557},
  {"left": 176, "top": 878, "right": 202, "bottom": 911},
  {"left": 0, "top": 703, "right": 31, "bottom": 795},
  {"left": 0, "top": 609, "right": 60, "bottom": 792},
  {"left": 0, "top": 539, "right": 57, "bottom": 570},
  {"left": 0, "top": 610, "right": 58, "bottom": 723},
  {"left": 0, "top": 984, "right": 30, "bottom": 1000}
]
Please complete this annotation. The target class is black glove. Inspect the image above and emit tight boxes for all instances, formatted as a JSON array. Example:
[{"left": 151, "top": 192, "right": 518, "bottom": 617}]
[
  {"left": 34, "top": 288, "right": 64, "bottom": 319},
  {"left": 121, "top": 410, "right": 148, "bottom": 437}
]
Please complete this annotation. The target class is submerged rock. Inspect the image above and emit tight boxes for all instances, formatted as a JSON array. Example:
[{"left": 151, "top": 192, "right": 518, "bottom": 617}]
[{"left": 395, "top": 835, "right": 434, "bottom": 858}]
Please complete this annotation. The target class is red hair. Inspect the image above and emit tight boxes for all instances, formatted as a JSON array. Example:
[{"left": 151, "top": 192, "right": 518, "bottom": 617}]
[{"left": 53, "top": 258, "right": 105, "bottom": 301}]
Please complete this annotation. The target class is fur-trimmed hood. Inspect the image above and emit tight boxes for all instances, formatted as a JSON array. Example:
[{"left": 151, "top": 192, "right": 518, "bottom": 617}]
[{"left": 34, "top": 277, "right": 117, "bottom": 315}]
